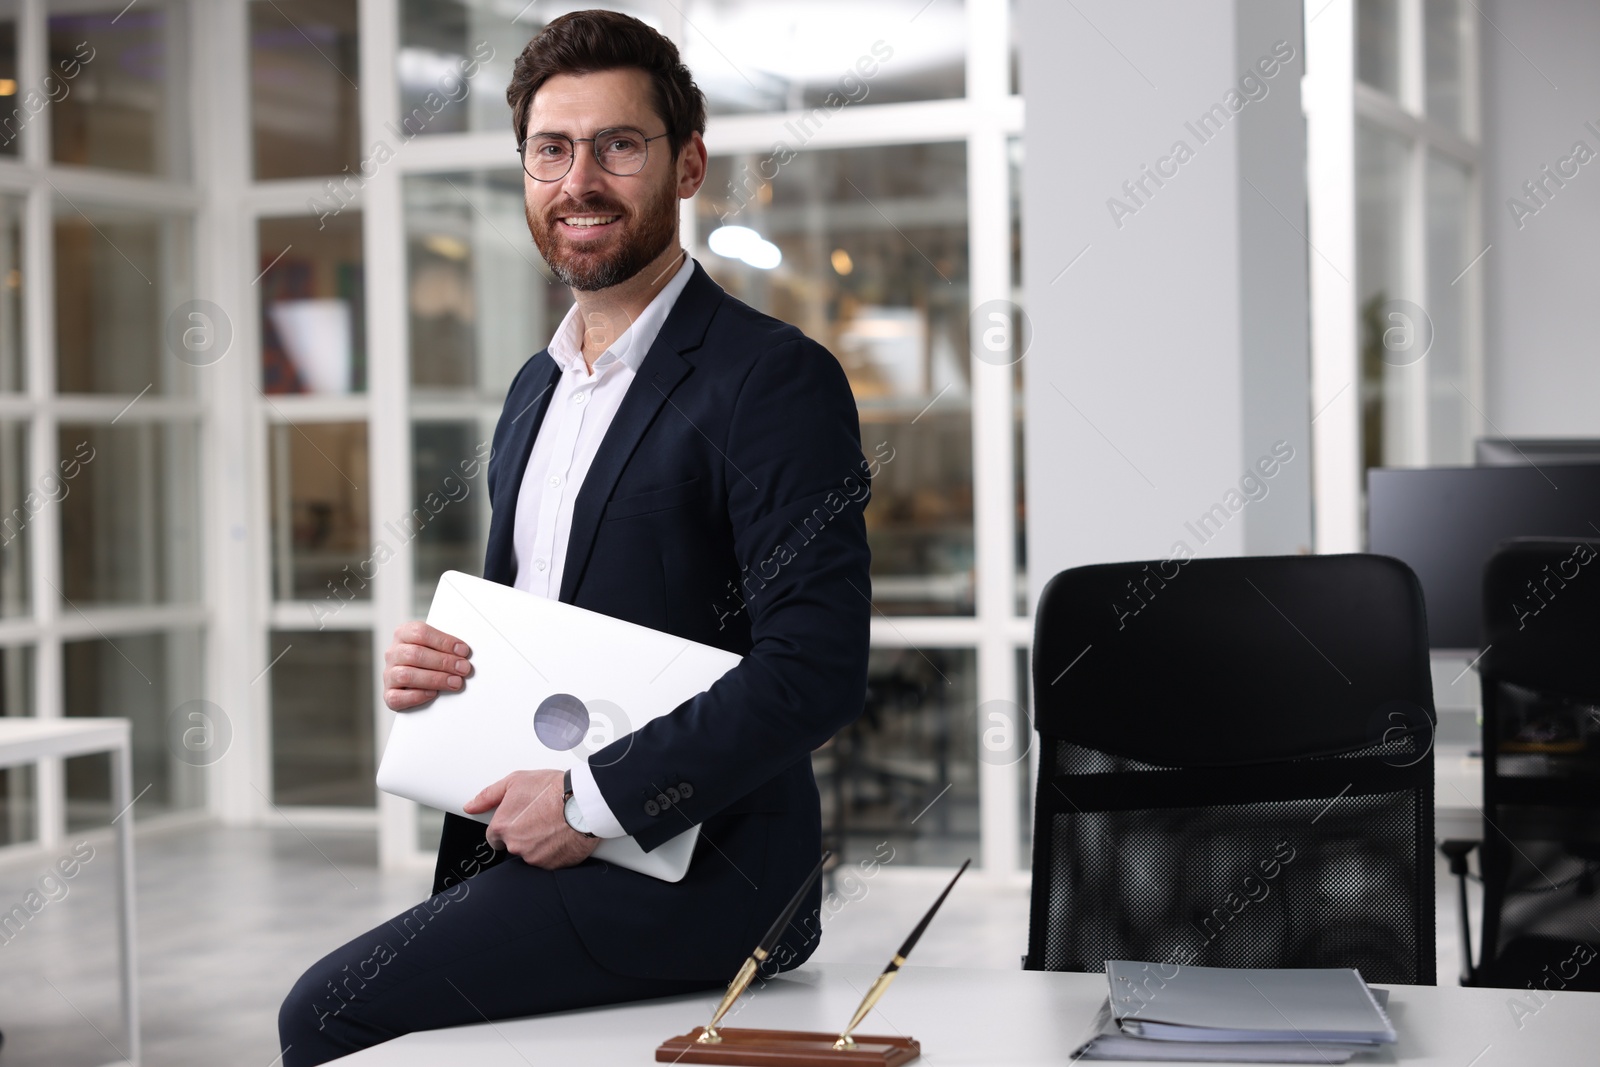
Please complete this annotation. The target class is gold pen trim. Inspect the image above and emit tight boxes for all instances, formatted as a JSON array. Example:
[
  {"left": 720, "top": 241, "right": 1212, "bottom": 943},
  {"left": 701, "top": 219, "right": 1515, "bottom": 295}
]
[
  {"left": 833, "top": 969, "right": 899, "bottom": 1050},
  {"left": 698, "top": 956, "right": 760, "bottom": 1043},
  {"left": 695, "top": 850, "right": 832, "bottom": 1045},
  {"left": 830, "top": 858, "right": 969, "bottom": 1051}
]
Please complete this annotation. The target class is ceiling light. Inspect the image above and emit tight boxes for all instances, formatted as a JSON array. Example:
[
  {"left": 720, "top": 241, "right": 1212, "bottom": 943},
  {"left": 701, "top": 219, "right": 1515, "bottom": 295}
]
[{"left": 708, "top": 225, "right": 782, "bottom": 270}]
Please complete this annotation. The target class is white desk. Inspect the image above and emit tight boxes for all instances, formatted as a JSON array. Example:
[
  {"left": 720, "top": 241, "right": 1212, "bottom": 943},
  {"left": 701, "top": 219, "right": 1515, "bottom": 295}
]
[
  {"left": 333, "top": 961, "right": 1599, "bottom": 1065},
  {"left": 1434, "top": 742, "right": 1483, "bottom": 840},
  {"left": 0, "top": 718, "right": 139, "bottom": 1067}
]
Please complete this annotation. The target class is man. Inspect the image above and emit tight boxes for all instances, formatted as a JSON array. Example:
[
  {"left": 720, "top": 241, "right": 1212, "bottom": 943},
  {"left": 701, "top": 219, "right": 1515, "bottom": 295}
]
[{"left": 278, "top": 10, "right": 871, "bottom": 1063}]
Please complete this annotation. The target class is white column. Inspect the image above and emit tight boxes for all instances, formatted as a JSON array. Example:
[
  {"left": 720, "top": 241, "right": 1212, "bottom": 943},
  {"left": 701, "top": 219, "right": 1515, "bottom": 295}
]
[
  {"left": 20, "top": 0, "right": 62, "bottom": 848},
  {"left": 1021, "top": 0, "right": 1313, "bottom": 597},
  {"left": 1236, "top": 2, "right": 1314, "bottom": 553},
  {"left": 1305, "top": 1, "right": 1361, "bottom": 551},
  {"left": 361, "top": 0, "right": 419, "bottom": 870},
  {"left": 969, "top": 0, "right": 1019, "bottom": 877},
  {"left": 196, "top": 0, "right": 262, "bottom": 826}
]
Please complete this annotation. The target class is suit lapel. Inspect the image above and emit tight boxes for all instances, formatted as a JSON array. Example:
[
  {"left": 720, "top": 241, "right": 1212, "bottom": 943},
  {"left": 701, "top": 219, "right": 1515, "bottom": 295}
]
[
  {"left": 557, "top": 264, "right": 723, "bottom": 602},
  {"left": 555, "top": 344, "right": 691, "bottom": 603},
  {"left": 483, "top": 356, "right": 560, "bottom": 585}
]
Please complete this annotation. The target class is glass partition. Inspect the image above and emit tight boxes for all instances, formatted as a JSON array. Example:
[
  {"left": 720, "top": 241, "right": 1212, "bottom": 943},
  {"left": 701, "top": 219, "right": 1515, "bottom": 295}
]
[
  {"left": 250, "top": 0, "right": 360, "bottom": 180},
  {"left": 1349, "top": 0, "right": 1482, "bottom": 500},
  {"left": 685, "top": 0, "right": 965, "bottom": 115},
  {"left": 696, "top": 142, "right": 973, "bottom": 616},
  {"left": 404, "top": 168, "right": 571, "bottom": 612},
  {"left": 63, "top": 628, "right": 204, "bottom": 827},
  {"left": 0, "top": 420, "right": 27, "bottom": 618},
  {"left": 259, "top": 213, "right": 366, "bottom": 395},
  {"left": 0, "top": 644, "right": 33, "bottom": 845},
  {"left": 0, "top": 0, "right": 203, "bottom": 854},
  {"left": 0, "top": 6, "right": 16, "bottom": 160},
  {"left": 814, "top": 646, "right": 978, "bottom": 867},
  {"left": 404, "top": 170, "right": 566, "bottom": 396},
  {"left": 0, "top": 194, "right": 20, "bottom": 392},
  {"left": 398, "top": 0, "right": 657, "bottom": 137},
  {"left": 1426, "top": 152, "right": 1471, "bottom": 464},
  {"left": 1356, "top": 122, "right": 1409, "bottom": 472},
  {"left": 1357, "top": 0, "right": 1401, "bottom": 98},
  {"left": 267, "top": 420, "right": 371, "bottom": 603},
  {"left": 50, "top": 3, "right": 188, "bottom": 177},
  {"left": 269, "top": 628, "right": 376, "bottom": 807},
  {"left": 57, "top": 422, "right": 200, "bottom": 608},
  {"left": 1424, "top": 0, "right": 1468, "bottom": 133},
  {"left": 409, "top": 419, "right": 491, "bottom": 616},
  {"left": 55, "top": 207, "right": 194, "bottom": 396}
]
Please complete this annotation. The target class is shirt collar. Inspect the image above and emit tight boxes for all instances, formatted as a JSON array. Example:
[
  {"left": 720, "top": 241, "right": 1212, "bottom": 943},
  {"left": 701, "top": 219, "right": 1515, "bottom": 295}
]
[{"left": 546, "top": 252, "right": 697, "bottom": 376}]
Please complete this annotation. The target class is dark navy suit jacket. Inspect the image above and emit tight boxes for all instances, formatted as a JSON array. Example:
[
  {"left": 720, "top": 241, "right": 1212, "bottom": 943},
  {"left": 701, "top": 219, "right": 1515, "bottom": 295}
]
[{"left": 431, "top": 262, "right": 872, "bottom": 982}]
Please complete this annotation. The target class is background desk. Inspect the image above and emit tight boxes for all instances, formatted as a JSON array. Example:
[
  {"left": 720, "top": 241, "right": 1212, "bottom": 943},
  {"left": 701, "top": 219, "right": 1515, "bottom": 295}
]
[
  {"left": 0, "top": 718, "right": 138, "bottom": 1067},
  {"left": 334, "top": 961, "right": 1598, "bottom": 1065},
  {"left": 1435, "top": 742, "right": 1483, "bottom": 840}
]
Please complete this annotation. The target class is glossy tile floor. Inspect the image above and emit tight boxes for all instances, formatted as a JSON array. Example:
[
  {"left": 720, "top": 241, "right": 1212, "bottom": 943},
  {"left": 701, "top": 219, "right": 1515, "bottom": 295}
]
[{"left": 0, "top": 823, "right": 1469, "bottom": 1066}]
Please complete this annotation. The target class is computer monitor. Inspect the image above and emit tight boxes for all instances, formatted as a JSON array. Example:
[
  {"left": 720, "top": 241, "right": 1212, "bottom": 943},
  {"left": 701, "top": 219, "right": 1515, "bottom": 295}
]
[
  {"left": 1475, "top": 437, "right": 1600, "bottom": 466},
  {"left": 1366, "top": 464, "right": 1600, "bottom": 652}
]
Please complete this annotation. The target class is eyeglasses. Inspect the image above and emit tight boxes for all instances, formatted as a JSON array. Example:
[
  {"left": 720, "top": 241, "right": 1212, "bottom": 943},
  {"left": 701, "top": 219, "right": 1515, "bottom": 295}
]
[{"left": 518, "top": 127, "right": 670, "bottom": 182}]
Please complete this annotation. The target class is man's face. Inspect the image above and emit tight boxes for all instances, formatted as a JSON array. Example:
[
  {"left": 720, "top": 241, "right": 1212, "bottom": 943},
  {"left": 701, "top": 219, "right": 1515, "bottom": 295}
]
[{"left": 522, "top": 68, "right": 685, "bottom": 291}]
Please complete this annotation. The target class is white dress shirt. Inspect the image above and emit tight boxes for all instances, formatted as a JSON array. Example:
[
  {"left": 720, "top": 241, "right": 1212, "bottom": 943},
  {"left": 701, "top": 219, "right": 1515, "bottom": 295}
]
[{"left": 511, "top": 252, "right": 695, "bottom": 838}]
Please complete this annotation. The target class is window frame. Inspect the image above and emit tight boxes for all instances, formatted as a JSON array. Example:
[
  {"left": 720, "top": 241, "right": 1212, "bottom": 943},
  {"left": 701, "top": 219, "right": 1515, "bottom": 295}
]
[
  {"left": 0, "top": 0, "right": 210, "bottom": 859},
  {"left": 1307, "top": 0, "right": 1483, "bottom": 552},
  {"left": 352, "top": 0, "right": 1031, "bottom": 875}
]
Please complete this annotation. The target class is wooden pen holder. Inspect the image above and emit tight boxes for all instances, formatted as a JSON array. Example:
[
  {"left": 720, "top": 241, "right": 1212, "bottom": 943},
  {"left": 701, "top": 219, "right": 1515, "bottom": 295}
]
[{"left": 656, "top": 1026, "right": 920, "bottom": 1066}]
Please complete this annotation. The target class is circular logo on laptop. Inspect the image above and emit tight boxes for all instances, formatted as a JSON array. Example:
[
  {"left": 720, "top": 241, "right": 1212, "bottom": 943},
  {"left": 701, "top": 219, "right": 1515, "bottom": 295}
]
[
  {"left": 533, "top": 693, "right": 590, "bottom": 751},
  {"left": 533, "top": 694, "right": 635, "bottom": 761}
]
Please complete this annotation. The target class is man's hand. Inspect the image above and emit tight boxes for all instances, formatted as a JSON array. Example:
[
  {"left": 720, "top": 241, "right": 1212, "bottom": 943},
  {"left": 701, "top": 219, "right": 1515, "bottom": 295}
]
[
  {"left": 384, "top": 621, "right": 473, "bottom": 711},
  {"left": 463, "top": 769, "right": 600, "bottom": 869}
]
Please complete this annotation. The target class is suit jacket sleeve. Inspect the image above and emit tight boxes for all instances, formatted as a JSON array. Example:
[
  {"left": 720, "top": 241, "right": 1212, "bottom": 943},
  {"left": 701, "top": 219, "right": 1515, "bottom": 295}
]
[{"left": 588, "top": 335, "right": 873, "bottom": 851}]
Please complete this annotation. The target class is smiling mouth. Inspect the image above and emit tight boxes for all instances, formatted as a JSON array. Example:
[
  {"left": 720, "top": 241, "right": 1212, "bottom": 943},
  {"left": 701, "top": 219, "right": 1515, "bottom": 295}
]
[{"left": 558, "top": 215, "right": 620, "bottom": 229}]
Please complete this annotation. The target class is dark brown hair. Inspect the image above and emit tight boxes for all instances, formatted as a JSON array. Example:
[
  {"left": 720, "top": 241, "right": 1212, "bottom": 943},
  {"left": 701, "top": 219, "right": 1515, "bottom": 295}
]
[{"left": 506, "top": 9, "right": 707, "bottom": 159}]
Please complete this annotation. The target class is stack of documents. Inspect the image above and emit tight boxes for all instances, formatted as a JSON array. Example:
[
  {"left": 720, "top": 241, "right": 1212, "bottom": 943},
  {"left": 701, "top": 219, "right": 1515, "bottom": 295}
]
[{"left": 1074, "top": 961, "right": 1398, "bottom": 1063}]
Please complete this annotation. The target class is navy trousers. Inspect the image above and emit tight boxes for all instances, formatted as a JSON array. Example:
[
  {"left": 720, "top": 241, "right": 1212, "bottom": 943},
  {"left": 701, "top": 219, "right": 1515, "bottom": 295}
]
[{"left": 277, "top": 858, "right": 722, "bottom": 1065}]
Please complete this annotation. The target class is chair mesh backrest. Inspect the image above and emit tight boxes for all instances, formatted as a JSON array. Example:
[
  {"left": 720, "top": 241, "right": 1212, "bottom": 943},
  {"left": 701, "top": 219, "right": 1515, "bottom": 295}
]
[
  {"left": 1034, "top": 740, "right": 1430, "bottom": 982},
  {"left": 1026, "top": 554, "right": 1436, "bottom": 985},
  {"left": 1478, "top": 540, "right": 1600, "bottom": 972}
]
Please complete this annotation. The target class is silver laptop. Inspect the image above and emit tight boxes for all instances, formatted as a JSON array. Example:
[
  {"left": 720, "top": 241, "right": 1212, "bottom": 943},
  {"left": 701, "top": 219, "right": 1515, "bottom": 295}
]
[{"left": 377, "top": 571, "right": 743, "bottom": 882}]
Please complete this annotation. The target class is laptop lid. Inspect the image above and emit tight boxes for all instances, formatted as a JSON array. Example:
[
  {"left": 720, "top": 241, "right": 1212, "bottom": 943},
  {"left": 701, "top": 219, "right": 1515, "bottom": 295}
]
[{"left": 377, "top": 571, "right": 743, "bottom": 883}]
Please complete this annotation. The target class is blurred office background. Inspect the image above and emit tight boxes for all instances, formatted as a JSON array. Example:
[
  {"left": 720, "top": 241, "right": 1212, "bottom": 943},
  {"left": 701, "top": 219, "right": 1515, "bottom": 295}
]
[
  {"left": 0, "top": 2, "right": 1596, "bottom": 1056},
  {"left": 0, "top": 0, "right": 1030, "bottom": 883}
]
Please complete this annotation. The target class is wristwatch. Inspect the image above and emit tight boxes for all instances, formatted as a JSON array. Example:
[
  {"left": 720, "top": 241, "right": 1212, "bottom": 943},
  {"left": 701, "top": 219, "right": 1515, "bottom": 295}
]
[{"left": 562, "top": 769, "right": 597, "bottom": 839}]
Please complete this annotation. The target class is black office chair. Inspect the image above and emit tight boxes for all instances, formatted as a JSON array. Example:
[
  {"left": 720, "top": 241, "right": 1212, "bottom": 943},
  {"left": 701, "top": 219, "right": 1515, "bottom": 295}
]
[
  {"left": 1440, "top": 537, "right": 1600, "bottom": 990},
  {"left": 1025, "top": 554, "right": 1437, "bottom": 985}
]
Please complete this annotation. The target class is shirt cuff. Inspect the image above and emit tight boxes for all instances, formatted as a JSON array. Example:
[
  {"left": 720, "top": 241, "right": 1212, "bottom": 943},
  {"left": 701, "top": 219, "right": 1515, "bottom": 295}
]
[{"left": 567, "top": 761, "right": 628, "bottom": 839}]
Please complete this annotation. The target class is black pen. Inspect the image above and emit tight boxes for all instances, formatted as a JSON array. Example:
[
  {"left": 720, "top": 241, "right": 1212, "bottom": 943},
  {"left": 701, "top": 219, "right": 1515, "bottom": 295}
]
[
  {"left": 833, "top": 858, "right": 971, "bottom": 1050},
  {"left": 699, "top": 850, "right": 831, "bottom": 1043}
]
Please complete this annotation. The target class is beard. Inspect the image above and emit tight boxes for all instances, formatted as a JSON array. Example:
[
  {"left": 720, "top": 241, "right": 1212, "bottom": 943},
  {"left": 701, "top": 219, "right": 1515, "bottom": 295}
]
[{"left": 527, "top": 170, "right": 680, "bottom": 292}]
